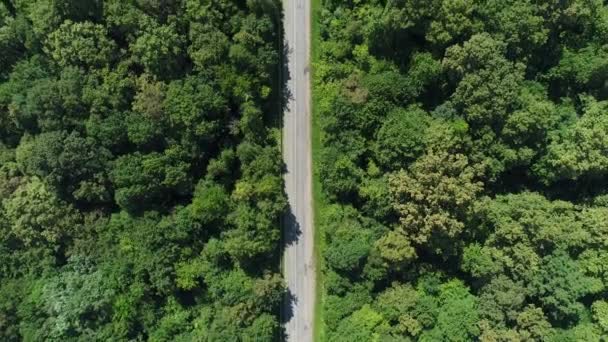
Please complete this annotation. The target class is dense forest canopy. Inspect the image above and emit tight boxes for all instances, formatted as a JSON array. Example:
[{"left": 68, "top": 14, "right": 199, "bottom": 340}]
[
  {"left": 316, "top": 0, "right": 608, "bottom": 340},
  {"left": 0, "top": 0, "right": 287, "bottom": 340}
]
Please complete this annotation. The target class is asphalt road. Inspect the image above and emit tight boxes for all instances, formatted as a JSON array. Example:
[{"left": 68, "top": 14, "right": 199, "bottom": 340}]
[{"left": 282, "top": 0, "right": 314, "bottom": 340}]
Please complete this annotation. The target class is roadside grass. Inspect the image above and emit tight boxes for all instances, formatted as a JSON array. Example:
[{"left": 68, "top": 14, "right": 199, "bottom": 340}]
[{"left": 310, "top": 0, "right": 326, "bottom": 340}]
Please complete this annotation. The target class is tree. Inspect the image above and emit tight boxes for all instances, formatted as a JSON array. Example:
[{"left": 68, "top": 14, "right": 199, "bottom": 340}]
[
  {"left": 514, "top": 305, "right": 553, "bottom": 341},
  {"left": 132, "top": 74, "right": 165, "bottom": 120},
  {"left": 329, "top": 304, "right": 388, "bottom": 342},
  {"left": 479, "top": 0, "right": 549, "bottom": 61},
  {"left": 0, "top": 0, "right": 286, "bottom": 339},
  {"left": 319, "top": 146, "right": 364, "bottom": 200},
  {"left": 125, "top": 75, "right": 166, "bottom": 146},
  {"left": 223, "top": 142, "right": 286, "bottom": 262},
  {"left": 374, "top": 230, "right": 417, "bottom": 271},
  {"left": 27, "top": 67, "right": 88, "bottom": 132},
  {"left": 3, "top": 177, "right": 80, "bottom": 248},
  {"left": 0, "top": 279, "right": 23, "bottom": 342},
  {"left": 44, "top": 20, "right": 115, "bottom": 69},
  {"left": 322, "top": 205, "right": 379, "bottom": 272},
  {"left": 427, "top": 0, "right": 482, "bottom": 47},
  {"left": 420, "top": 280, "right": 480, "bottom": 341},
  {"left": 325, "top": 284, "right": 373, "bottom": 332},
  {"left": 1, "top": 56, "right": 51, "bottom": 133},
  {"left": 26, "top": 0, "right": 102, "bottom": 39},
  {"left": 110, "top": 146, "right": 192, "bottom": 212},
  {"left": 130, "top": 23, "right": 184, "bottom": 78},
  {"left": 30, "top": 256, "right": 116, "bottom": 340},
  {"left": 190, "top": 179, "right": 229, "bottom": 226},
  {"left": 536, "top": 97, "right": 608, "bottom": 182},
  {"left": 0, "top": 15, "right": 27, "bottom": 77},
  {"left": 444, "top": 33, "right": 526, "bottom": 128},
  {"left": 389, "top": 151, "right": 483, "bottom": 254},
  {"left": 374, "top": 284, "right": 438, "bottom": 338},
  {"left": 85, "top": 111, "right": 129, "bottom": 151},
  {"left": 477, "top": 276, "right": 526, "bottom": 327},
  {"left": 529, "top": 250, "right": 599, "bottom": 323},
  {"left": 16, "top": 130, "right": 111, "bottom": 202},
  {"left": 314, "top": 0, "right": 608, "bottom": 339},
  {"left": 81, "top": 63, "right": 136, "bottom": 116},
  {"left": 188, "top": 23, "right": 229, "bottom": 70},
  {"left": 164, "top": 75, "right": 228, "bottom": 145},
  {"left": 548, "top": 44, "right": 608, "bottom": 99},
  {"left": 375, "top": 106, "right": 431, "bottom": 170},
  {"left": 358, "top": 168, "right": 394, "bottom": 221},
  {"left": 474, "top": 193, "right": 589, "bottom": 257},
  {"left": 361, "top": 0, "right": 439, "bottom": 61},
  {"left": 592, "top": 300, "right": 608, "bottom": 333}
]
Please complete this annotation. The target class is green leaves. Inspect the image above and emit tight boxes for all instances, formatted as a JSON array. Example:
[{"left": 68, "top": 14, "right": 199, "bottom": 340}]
[
  {"left": 536, "top": 97, "right": 608, "bottom": 182},
  {"left": 376, "top": 106, "right": 431, "bottom": 170},
  {"left": 0, "top": 1, "right": 286, "bottom": 340},
  {"left": 318, "top": 0, "right": 608, "bottom": 339},
  {"left": 36, "top": 257, "right": 115, "bottom": 340},
  {"left": 164, "top": 75, "right": 227, "bottom": 144},
  {"left": 330, "top": 304, "right": 388, "bottom": 342},
  {"left": 425, "top": 280, "right": 480, "bottom": 341},
  {"left": 529, "top": 250, "right": 598, "bottom": 322},
  {"left": 111, "top": 147, "right": 192, "bottom": 212},
  {"left": 16, "top": 130, "right": 111, "bottom": 202},
  {"left": 592, "top": 300, "right": 608, "bottom": 332},
  {"left": 45, "top": 20, "right": 115, "bottom": 69},
  {"left": 323, "top": 205, "right": 378, "bottom": 272},
  {"left": 130, "top": 23, "right": 184, "bottom": 78},
  {"left": 191, "top": 180, "right": 229, "bottom": 225},
  {"left": 224, "top": 143, "right": 286, "bottom": 262},
  {"left": 389, "top": 151, "right": 482, "bottom": 249},
  {"left": 3, "top": 177, "right": 80, "bottom": 248},
  {"left": 427, "top": 0, "right": 482, "bottom": 47}
]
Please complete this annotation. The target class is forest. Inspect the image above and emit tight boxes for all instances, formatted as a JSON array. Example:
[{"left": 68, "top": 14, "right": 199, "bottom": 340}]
[
  {"left": 0, "top": 0, "right": 287, "bottom": 340},
  {"left": 315, "top": 0, "right": 608, "bottom": 340}
]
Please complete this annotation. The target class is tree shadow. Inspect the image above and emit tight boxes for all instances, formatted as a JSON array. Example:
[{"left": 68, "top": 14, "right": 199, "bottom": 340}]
[
  {"left": 282, "top": 205, "right": 302, "bottom": 248},
  {"left": 266, "top": 9, "right": 293, "bottom": 133},
  {"left": 279, "top": 288, "right": 298, "bottom": 341},
  {"left": 276, "top": 4, "right": 300, "bottom": 255},
  {"left": 280, "top": 288, "right": 297, "bottom": 324},
  {"left": 280, "top": 39, "right": 293, "bottom": 115}
]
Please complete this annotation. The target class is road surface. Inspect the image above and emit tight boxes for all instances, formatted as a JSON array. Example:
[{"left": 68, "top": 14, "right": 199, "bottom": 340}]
[{"left": 282, "top": 0, "right": 314, "bottom": 340}]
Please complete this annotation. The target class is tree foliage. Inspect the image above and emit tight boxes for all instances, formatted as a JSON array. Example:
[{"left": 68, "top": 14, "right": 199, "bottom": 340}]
[
  {"left": 317, "top": 0, "right": 608, "bottom": 339},
  {"left": 0, "top": 0, "right": 286, "bottom": 340}
]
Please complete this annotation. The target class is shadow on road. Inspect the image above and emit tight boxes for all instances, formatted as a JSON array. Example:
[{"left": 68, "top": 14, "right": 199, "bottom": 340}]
[
  {"left": 282, "top": 207, "right": 302, "bottom": 248},
  {"left": 280, "top": 288, "right": 298, "bottom": 341},
  {"left": 280, "top": 288, "right": 298, "bottom": 324},
  {"left": 268, "top": 12, "right": 292, "bottom": 136}
]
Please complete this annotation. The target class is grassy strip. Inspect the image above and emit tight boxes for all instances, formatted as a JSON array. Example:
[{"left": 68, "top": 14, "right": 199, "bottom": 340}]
[{"left": 310, "top": 0, "right": 326, "bottom": 340}]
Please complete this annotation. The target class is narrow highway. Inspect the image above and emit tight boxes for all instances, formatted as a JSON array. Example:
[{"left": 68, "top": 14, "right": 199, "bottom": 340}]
[{"left": 282, "top": 0, "right": 314, "bottom": 340}]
